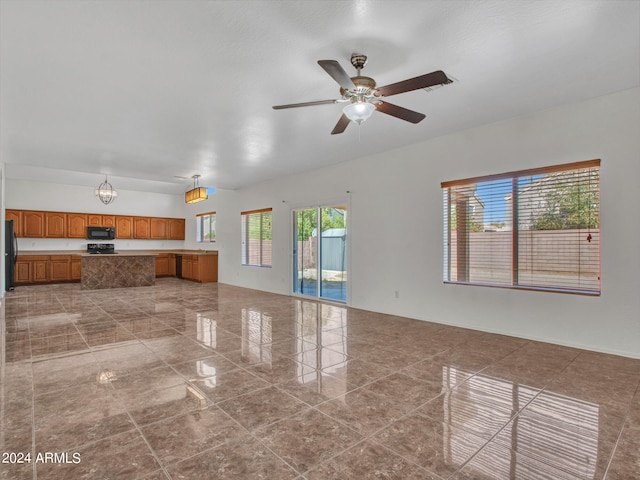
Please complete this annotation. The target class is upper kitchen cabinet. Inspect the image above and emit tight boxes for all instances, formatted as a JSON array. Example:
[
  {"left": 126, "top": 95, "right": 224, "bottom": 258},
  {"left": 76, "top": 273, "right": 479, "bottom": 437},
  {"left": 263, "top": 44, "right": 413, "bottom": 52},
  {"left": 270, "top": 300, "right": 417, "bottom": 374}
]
[
  {"left": 5, "top": 209, "right": 22, "bottom": 235},
  {"left": 67, "top": 213, "right": 87, "bottom": 238},
  {"left": 22, "top": 211, "right": 45, "bottom": 237},
  {"left": 133, "top": 217, "right": 150, "bottom": 239},
  {"left": 168, "top": 218, "right": 186, "bottom": 240},
  {"left": 116, "top": 216, "right": 133, "bottom": 239},
  {"left": 45, "top": 212, "right": 67, "bottom": 237},
  {"left": 101, "top": 215, "right": 116, "bottom": 227},
  {"left": 150, "top": 218, "right": 168, "bottom": 239},
  {"left": 88, "top": 214, "right": 116, "bottom": 227}
]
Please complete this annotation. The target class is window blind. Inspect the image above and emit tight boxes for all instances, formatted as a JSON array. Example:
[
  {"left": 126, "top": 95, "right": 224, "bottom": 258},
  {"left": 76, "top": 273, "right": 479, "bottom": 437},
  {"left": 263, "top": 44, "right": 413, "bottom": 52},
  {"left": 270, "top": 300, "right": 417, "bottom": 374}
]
[
  {"left": 442, "top": 159, "right": 600, "bottom": 295},
  {"left": 241, "top": 208, "right": 272, "bottom": 267}
]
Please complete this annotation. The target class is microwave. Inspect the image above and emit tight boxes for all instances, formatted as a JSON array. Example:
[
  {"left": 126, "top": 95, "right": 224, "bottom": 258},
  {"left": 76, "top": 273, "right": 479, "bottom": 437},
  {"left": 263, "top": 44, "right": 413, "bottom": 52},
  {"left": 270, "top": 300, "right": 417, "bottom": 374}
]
[{"left": 87, "top": 226, "right": 116, "bottom": 240}]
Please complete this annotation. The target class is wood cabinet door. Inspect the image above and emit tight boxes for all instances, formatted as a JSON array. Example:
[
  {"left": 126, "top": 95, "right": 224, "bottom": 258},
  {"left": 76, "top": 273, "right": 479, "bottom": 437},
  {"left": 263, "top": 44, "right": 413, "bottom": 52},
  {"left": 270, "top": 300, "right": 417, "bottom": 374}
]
[
  {"left": 71, "top": 259, "right": 81, "bottom": 280},
  {"left": 101, "top": 215, "right": 116, "bottom": 227},
  {"left": 67, "top": 214, "right": 87, "bottom": 238},
  {"left": 5, "top": 210, "right": 22, "bottom": 236},
  {"left": 155, "top": 255, "right": 170, "bottom": 276},
  {"left": 116, "top": 216, "right": 133, "bottom": 239},
  {"left": 15, "top": 261, "right": 31, "bottom": 283},
  {"left": 32, "top": 261, "right": 49, "bottom": 282},
  {"left": 45, "top": 212, "right": 66, "bottom": 238},
  {"left": 50, "top": 259, "right": 70, "bottom": 281},
  {"left": 182, "top": 257, "right": 193, "bottom": 280},
  {"left": 168, "top": 218, "right": 186, "bottom": 240},
  {"left": 150, "top": 218, "right": 168, "bottom": 239},
  {"left": 22, "top": 211, "right": 45, "bottom": 237},
  {"left": 133, "top": 217, "right": 150, "bottom": 239},
  {"left": 87, "top": 214, "right": 103, "bottom": 226}
]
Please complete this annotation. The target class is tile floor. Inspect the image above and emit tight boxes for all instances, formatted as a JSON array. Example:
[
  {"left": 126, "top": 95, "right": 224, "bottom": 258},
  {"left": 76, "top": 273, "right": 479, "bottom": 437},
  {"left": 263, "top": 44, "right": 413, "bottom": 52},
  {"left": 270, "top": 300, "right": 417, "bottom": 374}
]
[{"left": 1, "top": 278, "right": 638, "bottom": 479}]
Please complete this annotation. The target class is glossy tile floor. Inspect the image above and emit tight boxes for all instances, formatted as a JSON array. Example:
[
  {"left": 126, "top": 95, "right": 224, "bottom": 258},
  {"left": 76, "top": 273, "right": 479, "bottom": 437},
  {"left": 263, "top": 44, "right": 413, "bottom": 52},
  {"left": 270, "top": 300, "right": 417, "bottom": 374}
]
[{"left": 1, "top": 279, "right": 638, "bottom": 479}]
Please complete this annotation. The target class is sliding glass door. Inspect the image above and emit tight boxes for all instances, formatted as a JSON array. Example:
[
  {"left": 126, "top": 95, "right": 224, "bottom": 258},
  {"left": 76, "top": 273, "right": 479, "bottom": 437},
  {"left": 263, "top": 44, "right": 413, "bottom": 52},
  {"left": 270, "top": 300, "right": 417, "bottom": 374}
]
[{"left": 293, "top": 205, "right": 347, "bottom": 302}]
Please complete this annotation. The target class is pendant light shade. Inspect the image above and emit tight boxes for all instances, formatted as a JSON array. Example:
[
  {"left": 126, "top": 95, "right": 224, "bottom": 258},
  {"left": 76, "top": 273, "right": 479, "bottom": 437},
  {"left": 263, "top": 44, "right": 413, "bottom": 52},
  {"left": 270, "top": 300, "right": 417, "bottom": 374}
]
[
  {"left": 185, "top": 175, "right": 208, "bottom": 204},
  {"left": 343, "top": 102, "right": 375, "bottom": 125},
  {"left": 95, "top": 176, "right": 117, "bottom": 205}
]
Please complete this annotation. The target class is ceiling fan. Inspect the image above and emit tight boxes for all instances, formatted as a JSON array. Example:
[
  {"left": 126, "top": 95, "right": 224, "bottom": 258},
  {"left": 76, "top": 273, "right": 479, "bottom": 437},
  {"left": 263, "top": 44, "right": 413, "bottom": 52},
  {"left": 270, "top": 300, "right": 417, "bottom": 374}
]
[{"left": 272, "top": 53, "right": 453, "bottom": 135}]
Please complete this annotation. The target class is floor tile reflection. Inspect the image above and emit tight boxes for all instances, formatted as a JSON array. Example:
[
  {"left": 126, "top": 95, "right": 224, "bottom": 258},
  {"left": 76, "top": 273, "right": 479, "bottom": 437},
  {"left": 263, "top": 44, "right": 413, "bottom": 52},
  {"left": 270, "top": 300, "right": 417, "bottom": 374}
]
[{"left": 1, "top": 278, "right": 639, "bottom": 479}]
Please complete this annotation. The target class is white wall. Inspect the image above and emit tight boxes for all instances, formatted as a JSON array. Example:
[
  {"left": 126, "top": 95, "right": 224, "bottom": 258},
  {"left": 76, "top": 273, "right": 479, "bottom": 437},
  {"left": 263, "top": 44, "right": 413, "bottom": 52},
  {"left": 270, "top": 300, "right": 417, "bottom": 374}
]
[
  {"left": 214, "top": 87, "right": 640, "bottom": 358},
  {"left": 4, "top": 88, "right": 639, "bottom": 358}
]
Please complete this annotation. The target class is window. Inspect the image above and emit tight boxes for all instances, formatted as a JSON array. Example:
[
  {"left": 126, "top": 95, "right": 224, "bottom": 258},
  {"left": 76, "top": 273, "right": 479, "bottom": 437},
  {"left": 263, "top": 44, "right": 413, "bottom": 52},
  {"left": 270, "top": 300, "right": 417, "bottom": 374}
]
[
  {"left": 196, "top": 212, "right": 216, "bottom": 243},
  {"left": 442, "top": 159, "right": 600, "bottom": 295},
  {"left": 241, "top": 208, "right": 272, "bottom": 267}
]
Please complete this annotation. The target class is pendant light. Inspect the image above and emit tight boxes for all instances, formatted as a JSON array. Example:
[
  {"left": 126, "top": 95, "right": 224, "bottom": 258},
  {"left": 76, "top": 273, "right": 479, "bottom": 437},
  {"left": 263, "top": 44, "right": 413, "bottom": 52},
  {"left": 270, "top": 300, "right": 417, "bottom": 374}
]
[
  {"left": 95, "top": 176, "right": 117, "bottom": 205},
  {"left": 185, "top": 175, "right": 208, "bottom": 204}
]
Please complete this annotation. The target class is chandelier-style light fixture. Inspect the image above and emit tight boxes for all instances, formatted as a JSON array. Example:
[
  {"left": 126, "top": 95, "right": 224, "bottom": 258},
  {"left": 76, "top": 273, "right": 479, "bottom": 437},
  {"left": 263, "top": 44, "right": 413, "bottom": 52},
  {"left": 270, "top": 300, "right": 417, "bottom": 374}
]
[
  {"left": 95, "top": 176, "right": 117, "bottom": 205},
  {"left": 185, "top": 174, "right": 208, "bottom": 204}
]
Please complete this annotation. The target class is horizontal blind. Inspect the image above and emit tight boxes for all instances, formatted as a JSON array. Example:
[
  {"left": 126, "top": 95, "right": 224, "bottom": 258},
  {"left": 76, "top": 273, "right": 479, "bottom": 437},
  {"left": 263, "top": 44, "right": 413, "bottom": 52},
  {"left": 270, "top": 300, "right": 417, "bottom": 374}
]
[
  {"left": 444, "top": 179, "right": 514, "bottom": 286},
  {"left": 241, "top": 208, "right": 272, "bottom": 267},
  {"left": 517, "top": 167, "right": 599, "bottom": 292},
  {"left": 443, "top": 159, "right": 600, "bottom": 294}
]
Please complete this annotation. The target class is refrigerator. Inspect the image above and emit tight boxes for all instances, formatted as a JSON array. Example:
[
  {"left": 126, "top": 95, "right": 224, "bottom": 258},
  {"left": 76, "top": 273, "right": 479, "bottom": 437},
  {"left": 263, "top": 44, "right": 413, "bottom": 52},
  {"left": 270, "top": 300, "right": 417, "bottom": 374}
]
[{"left": 5, "top": 219, "right": 17, "bottom": 291}]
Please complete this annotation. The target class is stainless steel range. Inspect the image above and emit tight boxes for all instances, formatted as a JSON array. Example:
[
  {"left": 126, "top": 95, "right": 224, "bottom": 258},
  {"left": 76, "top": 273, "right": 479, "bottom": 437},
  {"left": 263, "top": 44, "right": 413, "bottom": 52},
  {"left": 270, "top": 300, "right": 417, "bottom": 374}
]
[{"left": 87, "top": 243, "right": 116, "bottom": 254}]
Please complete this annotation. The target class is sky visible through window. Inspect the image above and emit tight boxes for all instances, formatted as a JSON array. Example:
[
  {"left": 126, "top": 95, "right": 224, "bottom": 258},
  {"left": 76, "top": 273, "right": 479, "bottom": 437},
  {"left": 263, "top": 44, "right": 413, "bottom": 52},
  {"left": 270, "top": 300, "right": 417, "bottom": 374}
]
[{"left": 475, "top": 175, "right": 543, "bottom": 225}]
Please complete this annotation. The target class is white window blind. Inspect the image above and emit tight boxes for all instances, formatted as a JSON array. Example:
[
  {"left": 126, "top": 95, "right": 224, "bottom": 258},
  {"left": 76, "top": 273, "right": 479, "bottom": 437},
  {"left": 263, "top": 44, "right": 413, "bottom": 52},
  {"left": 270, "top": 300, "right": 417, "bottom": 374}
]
[
  {"left": 442, "top": 160, "right": 600, "bottom": 295},
  {"left": 241, "top": 208, "right": 272, "bottom": 267}
]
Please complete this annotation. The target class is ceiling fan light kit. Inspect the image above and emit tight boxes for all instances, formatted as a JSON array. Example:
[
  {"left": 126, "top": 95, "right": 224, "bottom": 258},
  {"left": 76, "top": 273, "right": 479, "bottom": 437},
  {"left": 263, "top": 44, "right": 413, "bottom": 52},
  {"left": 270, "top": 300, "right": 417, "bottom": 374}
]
[
  {"left": 343, "top": 102, "right": 375, "bottom": 124},
  {"left": 185, "top": 174, "right": 208, "bottom": 204},
  {"left": 273, "top": 53, "right": 453, "bottom": 134}
]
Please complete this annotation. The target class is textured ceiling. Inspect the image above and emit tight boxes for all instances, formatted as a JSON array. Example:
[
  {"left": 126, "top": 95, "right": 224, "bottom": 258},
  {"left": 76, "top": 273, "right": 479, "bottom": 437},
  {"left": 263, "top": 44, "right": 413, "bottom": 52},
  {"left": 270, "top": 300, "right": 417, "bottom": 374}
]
[{"left": 1, "top": 0, "right": 639, "bottom": 194}]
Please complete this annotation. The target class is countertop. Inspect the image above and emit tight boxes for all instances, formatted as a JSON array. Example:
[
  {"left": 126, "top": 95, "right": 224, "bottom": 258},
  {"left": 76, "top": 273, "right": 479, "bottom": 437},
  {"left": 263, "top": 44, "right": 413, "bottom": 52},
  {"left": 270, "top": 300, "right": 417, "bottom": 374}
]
[{"left": 17, "top": 249, "right": 218, "bottom": 257}]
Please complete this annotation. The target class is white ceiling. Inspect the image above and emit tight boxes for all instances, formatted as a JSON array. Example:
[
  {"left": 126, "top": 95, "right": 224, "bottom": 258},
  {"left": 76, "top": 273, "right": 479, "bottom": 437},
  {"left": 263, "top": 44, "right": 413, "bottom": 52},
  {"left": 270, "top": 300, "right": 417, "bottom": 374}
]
[{"left": 1, "top": 0, "right": 639, "bottom": 195}]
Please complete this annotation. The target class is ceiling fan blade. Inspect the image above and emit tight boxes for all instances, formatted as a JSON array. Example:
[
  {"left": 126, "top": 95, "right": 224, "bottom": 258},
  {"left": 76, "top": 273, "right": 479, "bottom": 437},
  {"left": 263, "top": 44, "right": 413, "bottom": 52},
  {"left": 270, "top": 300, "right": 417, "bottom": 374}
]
[
  {"left": 376, "top": 101, "right": 426, "bottom": 124},
  {"left": 318, "top": 60, "right": 356, "bottom": 91},
  {"left": 331, "top": 114, "right": 350, "bottom": 135},
  {"left": 377, "top": 70, "right": 452, "bottom": 97},
  {"left": 272, "top": 99, "right": 338, "bottom": 109}
]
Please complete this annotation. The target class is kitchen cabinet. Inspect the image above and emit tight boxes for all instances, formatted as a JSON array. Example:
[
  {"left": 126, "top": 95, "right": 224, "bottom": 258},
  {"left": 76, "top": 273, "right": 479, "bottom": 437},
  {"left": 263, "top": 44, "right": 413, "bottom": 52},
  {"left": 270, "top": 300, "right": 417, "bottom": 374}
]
[
  {"left": 22, "top": 211, "right": 45, "bottom": 237},
  {"left": 181, "top": 254, "right": 217, "bottom": 283},
  {"left": 168, "top": 218, "right": 185, "bottom": 240},
  {"left": 5, "top": 209, "right": 21, "bottom": 235},
  {"left": 15, "top": 255, "right": 50, "bottom": 284},
  {"left": 182, "top": 255, "right": 193, "bottom": 280},
  {"left": 89, "top": 214, "right": 116, "bottom": 228},
  {"left": 150, "top": 218, "right": 168, "bottom": 239},
  {"left": 67, "top": 213, "right": 87, "bottom": 238},
  {"left": 71, "top": 258, "right": 81, "bottom": 280},
  {"left": 6, "top": 209, "right": 184, "bottom": 240},
  {"left": 50, "top": 255, "right": 71, "bottom": 281},
  {"left": 15, "top": 260, "right": 31, "bottom": 283},
  {"left": 45, "top": 212, "right": 66, "bottom": 238},
  {"left": 155, "top": 254, "right": 170, "bottom": 276},
  {"left": 101, "top": 215, "right": 116, "bottom": 227},
  {"left": 133, "top": 217, "right": 150, "bottom": 239},
  {"left": 116, "top": 216, "right": 133, "bottom": 239},
  {"left": 87, "top": 214, "right": 103, "bottom": 226}
]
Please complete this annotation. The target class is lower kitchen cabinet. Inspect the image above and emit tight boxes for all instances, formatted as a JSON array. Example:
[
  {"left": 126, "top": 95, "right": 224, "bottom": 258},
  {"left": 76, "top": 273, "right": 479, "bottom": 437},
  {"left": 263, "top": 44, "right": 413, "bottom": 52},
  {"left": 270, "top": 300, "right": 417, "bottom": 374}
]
[
  {"left": 15, "top": 255, "right": 81, "bottom": 285},
  {"left": 15, "top": 256, "right": 50, "bottom": 285},
  {"left": 155, "top": 253, "right": 172, "bottom": 277},
  {"left": 181, "top": 254, "right": 217, "bottom": 283}
]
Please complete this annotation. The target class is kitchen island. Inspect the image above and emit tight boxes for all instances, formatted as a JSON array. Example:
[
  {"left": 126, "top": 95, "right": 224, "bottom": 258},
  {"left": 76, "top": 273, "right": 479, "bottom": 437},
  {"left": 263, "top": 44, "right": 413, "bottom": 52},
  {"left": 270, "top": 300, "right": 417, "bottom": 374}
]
[{"left": 81, "top": 252, "right": 156, "bottom": 290}]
